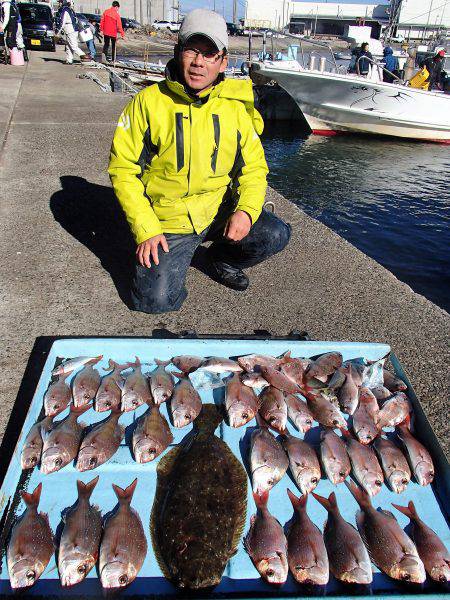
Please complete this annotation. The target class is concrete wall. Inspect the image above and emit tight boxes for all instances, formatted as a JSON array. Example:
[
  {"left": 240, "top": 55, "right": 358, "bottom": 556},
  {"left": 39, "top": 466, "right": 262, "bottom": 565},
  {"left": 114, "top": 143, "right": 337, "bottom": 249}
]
[
  {"left": 73, "top": 0, "right": 179, "bottom": 24},
  {"left": 396, "top": 0, "right": 450, "bottom": 38}
]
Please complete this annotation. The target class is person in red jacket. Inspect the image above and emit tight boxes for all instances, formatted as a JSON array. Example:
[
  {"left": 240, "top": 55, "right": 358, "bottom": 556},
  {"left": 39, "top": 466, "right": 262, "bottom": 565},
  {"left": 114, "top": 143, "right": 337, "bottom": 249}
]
[{"left": 100, "top": 0, "right": 124, "bottom": 61}]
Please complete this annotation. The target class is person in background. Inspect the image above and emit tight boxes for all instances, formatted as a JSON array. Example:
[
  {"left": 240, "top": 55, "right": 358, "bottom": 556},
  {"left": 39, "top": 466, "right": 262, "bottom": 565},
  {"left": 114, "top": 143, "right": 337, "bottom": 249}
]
[
  {"left": 0, "top": 0, "right": 25, "bottom": 54},
  {"left": 108, "top": 9, "right": 291, "bottom": 313},
  {"left": 93, "top": 18, "right": 102, "bottom": 43},
  {"left": 355, "top": 42, "right": 373, "bottom": 76},
  {"left": 382, "top": 46, "right": 399, "bottom": 83},
  {"left": 100, "top": 0, "right": 124, "bottom": 62},
  {"left": 79, "top": 17, "right": 96, "bottom": 59},
  {"left": 55, "top": 0, "right": 89, "bottom": 64},
  {"left": 424, "top": 50, "right": 445, "bottom": 90}
]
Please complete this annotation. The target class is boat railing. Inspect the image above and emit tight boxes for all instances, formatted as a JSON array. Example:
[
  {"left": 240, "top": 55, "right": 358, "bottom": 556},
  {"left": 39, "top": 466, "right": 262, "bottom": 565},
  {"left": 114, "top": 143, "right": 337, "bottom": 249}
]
[{"left": 355, "top": 55, "right": 406, "bottom": 85}]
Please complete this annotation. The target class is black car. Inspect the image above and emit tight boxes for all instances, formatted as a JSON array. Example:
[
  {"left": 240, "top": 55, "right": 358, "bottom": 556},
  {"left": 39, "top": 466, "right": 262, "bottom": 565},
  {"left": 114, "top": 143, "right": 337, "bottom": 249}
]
[
  {"left": 79, "top": 12, "right": 101, "bottom": 24},
  {"left": 226, "top": 22, "right": 243, "bottom": 36},
  {"left": 18, "top": 2, "right": 55, "bottom": 51}
]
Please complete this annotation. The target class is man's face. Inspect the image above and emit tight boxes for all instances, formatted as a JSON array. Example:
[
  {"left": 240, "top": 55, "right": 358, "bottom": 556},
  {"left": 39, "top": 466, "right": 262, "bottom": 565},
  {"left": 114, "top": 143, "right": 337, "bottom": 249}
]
[{"left": 179, "top": 35, "right": 228, "bottom": 93}]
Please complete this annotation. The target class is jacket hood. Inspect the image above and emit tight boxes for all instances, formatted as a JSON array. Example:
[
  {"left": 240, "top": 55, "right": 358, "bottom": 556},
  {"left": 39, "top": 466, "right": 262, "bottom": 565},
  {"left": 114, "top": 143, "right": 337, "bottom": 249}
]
[
  {"left": 164, "top": 58, "right": 264, "bottom": 135},
  {"left": 383, "top": 46, "right": 393, "bottom": 55}
]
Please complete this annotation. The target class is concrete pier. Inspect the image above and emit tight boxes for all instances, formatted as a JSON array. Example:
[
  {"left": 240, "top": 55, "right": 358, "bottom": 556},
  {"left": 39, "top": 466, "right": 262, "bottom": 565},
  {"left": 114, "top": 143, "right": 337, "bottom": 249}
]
[{"left": 0, "top": 51, "right": 449, "bottom": 456}]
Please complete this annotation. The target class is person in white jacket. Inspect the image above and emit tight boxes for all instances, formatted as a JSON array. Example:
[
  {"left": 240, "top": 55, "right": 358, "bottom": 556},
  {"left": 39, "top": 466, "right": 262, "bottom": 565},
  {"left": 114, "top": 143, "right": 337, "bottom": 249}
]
[
  {"left": 55, "top": 0, "right": 89, "bottom": 64},
  {"left": 0, "top": 0, "right": 25, "bottom": 52}
]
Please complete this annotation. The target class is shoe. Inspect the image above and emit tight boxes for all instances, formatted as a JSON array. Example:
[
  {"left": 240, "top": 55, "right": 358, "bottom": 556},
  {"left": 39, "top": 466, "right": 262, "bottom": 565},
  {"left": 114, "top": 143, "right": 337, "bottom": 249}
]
[
  {"left": 80, "top": 55, "right": 91, "bottom": 62},
  {"left": 209, "top": 260, "right": 249, "bottom": 291},
  {"left": 64, "top": 60, "right": 73, "bottom": 65}
]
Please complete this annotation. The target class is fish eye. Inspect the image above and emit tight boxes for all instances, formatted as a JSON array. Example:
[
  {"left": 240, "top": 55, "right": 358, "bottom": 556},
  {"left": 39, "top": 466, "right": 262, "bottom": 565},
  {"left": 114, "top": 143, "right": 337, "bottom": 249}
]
[
  {"left": 266, "top": 569, "right": 274, "bottom": 578},
  {"left": 84, "top": 393, "right": 90, "bottom": 400},
  {"left": 77, "top": 564, "right": 86, "bottom": 574},
  {"left": 55, "top": 457, "right": 63, "bottom": 467},
  {"left": 401, "top": 478, "right": 408, "bottom": 485},
  {"left": 53, "top": 404, "right": 60, "bottom": 411},
  {"left": 119, "top": 574, "right": 128, "bottom": 585},
  {"left": 184, "top": 413, "right": 191, "bottom": 420},
  {"left": 242, "top": 412, "right": 249, "bottom": 420},
  {"left": 26, "top": 570, "right": 35, "bottom": 581},
  {"left": 339, "top": 471, "right": 346, "bottom": 477},
  {"left": 311, "top": 477, "right": 318, "bottom": 484},
  {"left": 402, "top": 573, "right": 411, "bottom": 581},
  {"left": 89, "top": 457, "right": 97, "bottom": 467},
  {"left": 306, "top": 419, "right": 312, "bottom": 425},
  {"left": 105, "top": 400, "right": 111, "bottom": 408},
  {"left": 332, "top": 419, "right": 339, "bottom": 425},
  {"left": 132, "top": 399, "right": 138, "bottom": 407},
  {"left": 375, "top": 479, "right": 382, "bottom": 487},
  {"left": 29, "top": 456, "right": 37, "bottom": 466},
  {"left": 149, "top": 448, "right": 156, "bottom": 455}
]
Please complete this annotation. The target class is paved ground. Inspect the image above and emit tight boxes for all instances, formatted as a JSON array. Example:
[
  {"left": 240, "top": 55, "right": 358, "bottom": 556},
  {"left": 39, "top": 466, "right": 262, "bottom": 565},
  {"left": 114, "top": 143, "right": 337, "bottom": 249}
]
[{"left": 0, "top": 49, "right": 449, "bottom": 458}]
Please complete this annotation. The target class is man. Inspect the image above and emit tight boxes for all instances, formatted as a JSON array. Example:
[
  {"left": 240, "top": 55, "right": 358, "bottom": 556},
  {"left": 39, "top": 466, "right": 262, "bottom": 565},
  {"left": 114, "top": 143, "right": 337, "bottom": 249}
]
[
  {"left": 55, "top": 0, "right": 89, "bottom": 64},
  {"left": 100, "top": 0, "right": 124, "bottom": 62},
  {"left": 0, "top": 0, "right": 25, "bottom": 53},
  {"left": 424, "top": 50, "right": 445, "bottom": 91},
  {"left": 109, "top": 9, "right": 291, "bottom": 314}
]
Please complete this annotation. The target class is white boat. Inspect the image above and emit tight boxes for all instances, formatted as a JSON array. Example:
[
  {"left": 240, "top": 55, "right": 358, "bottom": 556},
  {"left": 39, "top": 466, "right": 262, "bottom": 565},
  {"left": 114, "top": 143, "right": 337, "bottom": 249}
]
[{"left": 252, "top": 60, "right": 450, "bottom": 142}]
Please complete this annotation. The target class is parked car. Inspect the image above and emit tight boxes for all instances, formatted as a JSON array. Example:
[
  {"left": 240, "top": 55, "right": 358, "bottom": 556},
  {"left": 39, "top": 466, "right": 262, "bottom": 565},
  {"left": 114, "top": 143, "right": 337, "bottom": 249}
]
[
  {"left": 152, "top": 20, "right": 180, "bottom": 32},
  {"left": 226, "top": 22, "right": 243, "bottom": 36},
  {"left": 18, "top": 2, "right": 55, "bottom": 51},
  {"left": 121, "top": 17, "right": 140, "bottom": 29},
  {"left": 75, "top": 13, "right": 90, "bottom": 29},
  {"left": 79, "top": 12, "right": 101, "bottom": 24}
]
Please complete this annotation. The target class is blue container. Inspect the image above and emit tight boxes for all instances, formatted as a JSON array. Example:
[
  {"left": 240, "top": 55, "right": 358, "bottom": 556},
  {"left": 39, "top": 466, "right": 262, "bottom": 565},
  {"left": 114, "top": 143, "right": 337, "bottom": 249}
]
[{"left": 0, "top": 337, "right": 448, "bottom": 598}]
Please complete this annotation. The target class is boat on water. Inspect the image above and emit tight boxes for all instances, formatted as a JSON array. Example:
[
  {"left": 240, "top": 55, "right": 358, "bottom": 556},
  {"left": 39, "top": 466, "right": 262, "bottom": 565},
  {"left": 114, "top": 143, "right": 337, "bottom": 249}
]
[{"left": 251, "top": 59, "right": 450, "bottom": 142}]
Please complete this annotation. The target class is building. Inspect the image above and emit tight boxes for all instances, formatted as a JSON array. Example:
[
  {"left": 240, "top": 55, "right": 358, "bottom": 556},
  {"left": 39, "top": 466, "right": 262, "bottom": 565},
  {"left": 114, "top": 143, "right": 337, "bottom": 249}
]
[
  {"left": 72, "top": 0, "right": 179, "bottom": 25},
  {"left": 391, "top": 0, "right": 450, "bottom": 40},
  {"left": 245, "top": 0, "right": 389, "bottom": 38}
]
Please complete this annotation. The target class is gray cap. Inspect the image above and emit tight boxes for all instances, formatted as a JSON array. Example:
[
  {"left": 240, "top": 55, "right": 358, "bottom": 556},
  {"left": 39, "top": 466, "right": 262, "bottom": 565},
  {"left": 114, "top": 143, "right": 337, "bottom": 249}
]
[{"left": 179, "top": 9, "right": 228, "bottom": 51}]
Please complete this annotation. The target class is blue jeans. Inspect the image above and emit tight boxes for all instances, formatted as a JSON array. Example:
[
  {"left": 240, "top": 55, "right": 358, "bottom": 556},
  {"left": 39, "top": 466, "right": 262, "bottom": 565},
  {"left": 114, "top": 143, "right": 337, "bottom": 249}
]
[
  {"left": 131, "top": 208, "right": 291, "bottom": 314},
  {"left": 86, "top": 39, "right": 96, "bottom": 58}
]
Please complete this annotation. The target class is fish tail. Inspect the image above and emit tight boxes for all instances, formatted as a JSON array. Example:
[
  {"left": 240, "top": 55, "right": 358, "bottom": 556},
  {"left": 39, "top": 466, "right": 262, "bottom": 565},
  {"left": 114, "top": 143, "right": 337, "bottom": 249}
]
[
  {"left": 154, "top": 358, "right": 171, "bottom": 367},
  {"left": 339, "top": 427, "right": 352, "bottom": 439},
  {"left": 21, "top": 482, "right": 42, "bottom": 508},
  {"left": 77, "top": 476, "right": 99, "bottom": 500},
  {"left": 112, "top": 478, "right": 137, "bottom": 505},
  {"left": 88, "top": 354, "right": 103, "bottom": 366},
  {"left": 392, "top": 500, "right": 418, "bottom": 521},
  {"left": 105, "top": 359, "right": 131, "bottom": 373},
  {"left": 193, "top": 404, "right": 222, "bottom": 433},
  {"left": 287, "top": 488, "right": 307, "bottom": 511},
  {"left": 279, "top": 350, "right": 291, "bottom": 361},
  {"left": 172, "top": 371, "right": 187, "bottom": 380},
  {"left": 344, "top": 479, "right": 372, "bottom": 508},
  {"left": 312, "top": 490, "right": 337, "bottom": 513},
  {"left": 253, "top": 489, "right": 269, "bottom": 509}
]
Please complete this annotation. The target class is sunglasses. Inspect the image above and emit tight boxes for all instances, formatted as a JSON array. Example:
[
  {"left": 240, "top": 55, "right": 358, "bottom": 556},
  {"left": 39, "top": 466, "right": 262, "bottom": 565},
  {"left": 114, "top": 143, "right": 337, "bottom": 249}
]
[{"left": 182, "top": 46, "right": 224, "bottom": 64}]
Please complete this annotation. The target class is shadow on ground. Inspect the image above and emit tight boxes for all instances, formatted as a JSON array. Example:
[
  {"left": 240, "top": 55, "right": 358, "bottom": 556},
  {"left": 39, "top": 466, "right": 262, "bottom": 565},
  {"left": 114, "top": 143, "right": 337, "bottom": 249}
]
[{"left": 50, "top": 176, "right": 135, "bottom": 307}]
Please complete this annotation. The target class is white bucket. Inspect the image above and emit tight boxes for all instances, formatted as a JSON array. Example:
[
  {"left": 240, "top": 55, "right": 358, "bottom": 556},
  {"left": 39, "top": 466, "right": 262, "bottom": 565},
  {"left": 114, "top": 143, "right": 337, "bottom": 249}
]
[{"left": 10, "top": 48, "right": 25, "bottom": 66}]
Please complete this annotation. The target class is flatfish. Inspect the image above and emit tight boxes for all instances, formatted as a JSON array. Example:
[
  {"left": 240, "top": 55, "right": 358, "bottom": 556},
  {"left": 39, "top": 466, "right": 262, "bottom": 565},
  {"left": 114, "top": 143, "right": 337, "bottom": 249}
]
[{"left": 150, "top": 404, "right": 247, "bottom": 589}]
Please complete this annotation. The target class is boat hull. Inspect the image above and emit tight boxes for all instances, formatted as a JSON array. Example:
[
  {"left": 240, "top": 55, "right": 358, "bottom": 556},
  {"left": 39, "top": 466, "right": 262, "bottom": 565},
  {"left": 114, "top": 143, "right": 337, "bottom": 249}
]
[{"left": 254, "top": 63, "right": 450, "bottom": 142}]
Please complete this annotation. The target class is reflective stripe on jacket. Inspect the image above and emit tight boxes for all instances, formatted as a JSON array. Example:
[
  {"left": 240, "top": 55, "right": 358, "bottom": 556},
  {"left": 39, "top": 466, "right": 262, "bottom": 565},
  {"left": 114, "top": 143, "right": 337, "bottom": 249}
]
[
  {"left": 100, "top": 6, "right": 123, "bottom": 38},
  {"left": 108, "top": 65, "right": 268, "bottom": 244}
]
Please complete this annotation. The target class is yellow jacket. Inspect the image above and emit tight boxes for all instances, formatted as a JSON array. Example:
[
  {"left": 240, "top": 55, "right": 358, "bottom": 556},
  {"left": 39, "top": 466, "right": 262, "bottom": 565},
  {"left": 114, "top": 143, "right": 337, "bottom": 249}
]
[{"left": 108, "top": 65, "right": 268, "bottom": 244}]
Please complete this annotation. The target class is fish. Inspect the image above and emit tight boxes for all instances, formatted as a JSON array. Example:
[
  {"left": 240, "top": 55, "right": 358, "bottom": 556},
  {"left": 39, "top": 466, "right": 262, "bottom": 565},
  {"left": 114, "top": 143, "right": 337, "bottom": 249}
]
[
  {"left": 99, "top": 479, "right": 147, "bottom": 590},
  {"left": 225, "top": 372, "right": 259, "bottom": 427},
  {"left": 279, "top": 357, "right": 310, "bottom": 387},
  {"left": 306, "top": 352, "right": 343, "bottom": 383},
  {"left": 95, "top": 359, "right": 129, "bottom": 412},
  {"left": 44, "top": 372, "right": 72, "bottom": 417},
  {"left": 72, "top": 357, "right": 102, "bottom": 407},
  {"left": 373, "top": 436, "right": 411, "bottom": 493},
  {"left": 250, "top": 414, "right": 288, "bottom": 496},
  {"left": 171, "top": 355, "right": 203, "bottom": 374},
  {"left": 337, "top": 363, "right": 359, "bottom": 415},
  {"left": 121, "top": 357, "right": 152, "bottom": 412},
  {"left": 21, "top": 416, "right": 53, "bottom": 470},
  {"left": 392, "top": 501, "right": 450, "bottom": 584},
  {"left": 327, "top": 367, "right": 347, "bottom": 391},
  {"left": 370, "top": 385, "right": 392, "bottom": 401},
  {"left": 200, "top": 356, "right": 243, "bottom": 373},
  {"left": 41, "top": 404, "right": 90, "bottom": 474},
  {"left": 282, "top": 431, "right": 321, "bottom": 495},
  {"left": 320, "top": 428, "right": 351, "bottom": 485},
  {"left": 150, "top": 359, "right": 174, "bottom": 405},
  {"left": 58, "top": 477, "right": 102, "bottom": 586},
  {"left": 151, "top": 404, "right": 247, "bottom": 588},
  {"left": 7, "top": 483, "right": 54, "bottom": 590},
  {"left": 244, "top": 490, "right": 288, "bottom": 585},
  {"left": 383, "top": 368, "right": 407, "bottom": 392},
  {"left": 346, "top": 480, "right": 426, "bottom": 584},
  {"left": 286, "top": 489, "right": 329, "bottom": 586},
  {"left": 396, "top": 415, "right": 434, "bottom": 486},
  {"left": 76, "top": 408, "right": 124, "bottom": 471},
  {"left": 378, "top": 392, "right": 410, "bottom": 429},
  {"left": 304, "top": 388, "right": 347, "bottom": 429},
  {"left": 344, "top": 433, "right": 383, "bottom": 496},
  {"left": 312, "top": 490, "right": 372, "bottom": 584},
  {"left": 285, "top": 393, "right": 314, "bottom": 433},
  {"left": 133, "top": 403, "right": 173, "bottom": 463},
  {"left": 258, "top": 386, "right": 287, "bottom": 433},
  {"left": 52, "top": 355, "right": 103, "bottom": 376},
  {"left": 170, "top": 373, "right": 202, "bottom": 428},
  {"left": 237, "top": 351, "right": 290, "bottom": 373},
  {"left": 241, "top": 371, "right": 270, "bottom": 389},
  {"left": 260, "top": 364, "right": 302, "bottom": 394},
  {"left": 352, "top": 387, "right": 379, "bottom": 445}
]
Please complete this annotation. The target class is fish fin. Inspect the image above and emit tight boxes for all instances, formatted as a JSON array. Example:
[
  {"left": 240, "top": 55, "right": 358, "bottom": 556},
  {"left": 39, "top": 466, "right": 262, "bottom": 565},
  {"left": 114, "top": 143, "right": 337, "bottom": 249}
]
[
  {"left": 253, "top": 489, "right": 269, "bottom": 509},
  {"left": 378, "top": 508, "right": 396, "bottom": 520},
  {"left": 88, "top": 355, "right": 103, "bottom": 366},
  {"left": 172, "top": 371, "right": 187, "bottom": 380},
  {"left": 154, "top": 358, "right": 171, "bottom": 367},
  {"left": 287, "top": 488, "right": 307, "bottom": 511},
  {"left": 312, "top": 491, "right": 337, "bottom": 513},
  {"left": 193, "top": 404, "right": 222, "bottom": 434},
  {"left": 156, "top": 446, "right": 182, "bottom": 479},
  {"left": 279, "top": 350, "right": 291, "bottom": 362},
  {"left": 21, "top": 482, "right": 42, "bottom": 508},
  {"left": 344, "top": 479, "right": 372, "bottom": 509},
  {"left": 112, "top": 478, "right": 137, "bottom": 504},
  {"left": 118, "top": 424, "right": 126, "bottom": 440},
  {"left": 392, "top": 500, "right": 417, "bottom": 521},
  {"left": 77, "top": 476, "right": 99, "bottom": 500},
  {"left": 70, "top": 403, "right": 91, "bottom": 416}
]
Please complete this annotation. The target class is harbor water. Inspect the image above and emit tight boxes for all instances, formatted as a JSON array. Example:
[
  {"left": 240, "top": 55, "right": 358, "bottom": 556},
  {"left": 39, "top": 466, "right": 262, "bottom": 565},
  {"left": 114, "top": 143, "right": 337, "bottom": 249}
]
[{"left": 261, "top": 124, "right": 450, "bottom": 314}]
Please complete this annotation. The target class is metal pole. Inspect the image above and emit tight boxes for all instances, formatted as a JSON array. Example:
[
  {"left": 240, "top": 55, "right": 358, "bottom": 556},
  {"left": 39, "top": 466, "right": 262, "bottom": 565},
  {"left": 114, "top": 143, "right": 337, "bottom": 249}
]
[
  {"left": 233, "top": 0, "right": 237, "bottom": 23},
  {"left": 423, "top": 0, "right": 434, "bottom": 41},
  {"left": 248, "top": 29, "right": 252, "bottom": 60},
  {"left": 314, "top": 5, "right": 318, "bottom": 37}
]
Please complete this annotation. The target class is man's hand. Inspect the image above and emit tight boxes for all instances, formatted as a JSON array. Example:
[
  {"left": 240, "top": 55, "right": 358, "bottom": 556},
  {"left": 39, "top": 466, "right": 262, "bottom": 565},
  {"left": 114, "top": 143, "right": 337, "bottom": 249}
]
[
  {"left": 136, "top": 234, "right": 169, "bottom": 268},
  {"left": 224, "top": 210, "right": 252, "bottom": 242}
]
